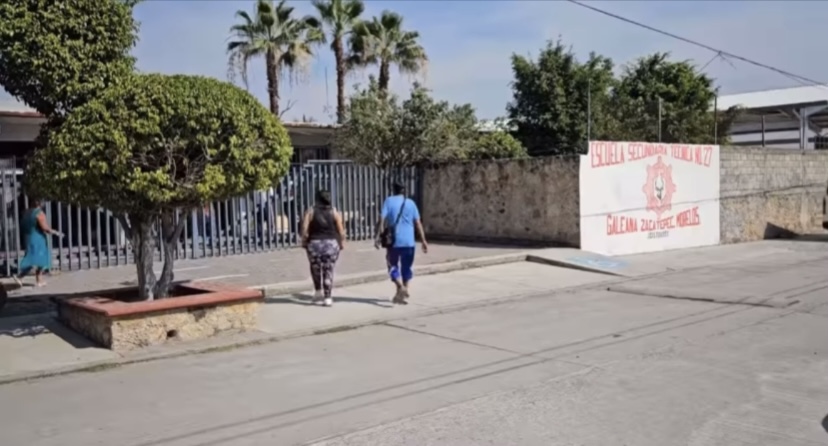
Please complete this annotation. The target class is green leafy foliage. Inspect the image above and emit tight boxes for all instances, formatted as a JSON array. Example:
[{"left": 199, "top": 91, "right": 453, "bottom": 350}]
[
  {"left": 470, "top": 132, "right": 528, "bottom": 160},
  {"left": 610, "top": 52, "right": 740, "bottom": 144},
  {"left": 27, "top": 74, "right": 293, "bottom": 215},
  {"left": 508, "top": 40, "right": 615, "bottom": 156},
  {"left": 0, "top": 0, "right": 139, "bottom": 118},
  {"left": 227, "top": 0, "right": 324, "bottom": 116},
  {"left": 312, "top": 0, "right": 366, "bottom": 123},
  {"left": 27, "top": 74, "right": 293, "bottom": 300},
  {"left": 348, "top": 10, "right": 427, "bottom": 91},
  {"left": 334, "top": 78, "right": 475, "bottom": 168},
  {"left": 508, "top": 41, "right": 740, "bottom": 155}
]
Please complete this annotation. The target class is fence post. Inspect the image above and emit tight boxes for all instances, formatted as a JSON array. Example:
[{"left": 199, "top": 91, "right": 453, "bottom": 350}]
[
  {"left": 415, "top": 163, "right": 425, "bottom": 216},
  {"left": 0, "top": 160, "right": 408, "bottom": 276}
]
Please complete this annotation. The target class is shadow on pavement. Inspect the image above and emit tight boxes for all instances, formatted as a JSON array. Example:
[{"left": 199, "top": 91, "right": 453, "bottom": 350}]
[
  {"left": 0, "top": 313, "right": 99, "bottom": 348},
  {"left": 792, "top": 233, "right": 828, "bottom": 243},
  {"left": 266, "top": 293, "right": 393, "bottom": 308},
  {"left": 2, "top": 282, "right": 20, "bottom": 292},
  {"left": 0, "top": 293, "right": 63, "bottom": 319},
  {"left": 822, "top": 413, "right": 828, "bottom": 434},
  {"left": 763, "top": 223, "right": 828, "bottom": 242},
  {"left": 0, "top": 287, "right": 64, "bottom": 318}
]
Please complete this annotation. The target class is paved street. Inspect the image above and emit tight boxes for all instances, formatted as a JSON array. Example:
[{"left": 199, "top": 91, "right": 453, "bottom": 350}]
[{"left": 0, "top": 240, "right": 827, "bottom": 445}]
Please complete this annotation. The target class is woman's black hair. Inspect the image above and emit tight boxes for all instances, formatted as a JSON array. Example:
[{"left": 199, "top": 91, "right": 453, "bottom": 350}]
[
  {"left": 27, "top": 195, "right": 44, "bottom": 207},
  {"left": 315, "top": 189, "right": 332, "bottom": 206}
]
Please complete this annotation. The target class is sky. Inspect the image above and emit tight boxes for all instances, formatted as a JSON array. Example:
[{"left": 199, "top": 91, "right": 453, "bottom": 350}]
[{"left": 3, "top": 1, "right": 828, "bottom": 123}]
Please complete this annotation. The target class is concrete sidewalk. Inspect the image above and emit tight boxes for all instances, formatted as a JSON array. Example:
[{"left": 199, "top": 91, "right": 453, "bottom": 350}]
[
  {"left": 526, "top": 237, "right": 828, "bottom": 277},
  {"left": 533, "top": 238, "right": 828, "bottom": 309},
  {"left": 0, "top": 262, "right": 618, "bottom": 384},
  {"left": 0, "top": 241, "right": 525, "bottom": 318},
  {"left": 608, "top": 240, "right": 828, "bottom": 309}
]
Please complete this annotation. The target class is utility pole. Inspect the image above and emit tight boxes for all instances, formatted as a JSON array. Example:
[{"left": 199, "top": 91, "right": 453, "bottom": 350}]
[
  {"left": 586, "top": 77, "right": 592, "bottom": 150},
  {"left": 657, "top": 98, "right": 663, "bottom": 142},
  {"left": 713, "top": 88, "right": 719, "bottom": 144}
]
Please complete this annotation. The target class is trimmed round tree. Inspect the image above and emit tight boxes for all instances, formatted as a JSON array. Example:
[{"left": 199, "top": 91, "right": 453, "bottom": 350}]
[
  {"left": 0, "top": 0, "right": 138, "bottom": 118},
  {"left": 26, "top": 74, "right": 293, "bottom": 300}
]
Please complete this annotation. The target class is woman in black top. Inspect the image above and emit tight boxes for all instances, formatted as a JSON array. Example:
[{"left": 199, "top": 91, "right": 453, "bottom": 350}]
[{"left": 300, "top": 189, "right": 346, "bottom": 306}]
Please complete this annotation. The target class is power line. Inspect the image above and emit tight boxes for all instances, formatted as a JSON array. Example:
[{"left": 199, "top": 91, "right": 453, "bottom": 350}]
[
  {"left": 699, "top": 52, "right": 737, "bottom": 73},
  {"left": 566, "top": 0, "right": 827, "bottom": 89}
]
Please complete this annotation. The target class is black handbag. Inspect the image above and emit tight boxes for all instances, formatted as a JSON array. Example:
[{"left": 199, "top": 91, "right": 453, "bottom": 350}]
[{"left": 380, "top": 198, "right": 406, "bottom": 248}]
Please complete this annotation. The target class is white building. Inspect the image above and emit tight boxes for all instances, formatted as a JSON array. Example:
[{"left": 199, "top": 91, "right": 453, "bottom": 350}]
[{"left": 717, "top": 85, "right": 828, "bottom": 149}]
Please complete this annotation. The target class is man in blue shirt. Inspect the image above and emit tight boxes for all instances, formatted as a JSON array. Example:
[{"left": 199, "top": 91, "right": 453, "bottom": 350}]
[{"left": 375, "top": 181, "right": 428, "bottom": 304}]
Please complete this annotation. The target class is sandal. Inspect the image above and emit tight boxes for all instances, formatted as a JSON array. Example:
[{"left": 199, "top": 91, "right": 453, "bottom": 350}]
[{"left": 392, "top": 287, "right": 409, "bottom": 305}]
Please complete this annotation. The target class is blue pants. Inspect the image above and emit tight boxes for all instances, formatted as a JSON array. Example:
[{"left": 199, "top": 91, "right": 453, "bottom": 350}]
[{"left": 387, "top": 247, "right": 415, "bottom": 282}]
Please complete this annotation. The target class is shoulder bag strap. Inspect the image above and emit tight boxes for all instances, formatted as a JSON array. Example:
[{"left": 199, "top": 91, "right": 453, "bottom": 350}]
[{"left": 391, "top": 197, "right": 406, "bottom": 228}]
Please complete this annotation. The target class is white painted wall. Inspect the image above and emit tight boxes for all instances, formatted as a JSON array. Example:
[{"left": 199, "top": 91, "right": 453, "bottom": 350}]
[{"left": 579, "top": 141, "right": 721, "bottom": 256}]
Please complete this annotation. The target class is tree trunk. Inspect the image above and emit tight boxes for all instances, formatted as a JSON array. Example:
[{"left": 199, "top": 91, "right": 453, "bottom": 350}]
[
  {"left": 379, "top": 60, "right": 390, "bottom": 92},
  {"left": 334, "top": 36, "right": 346, "bottom": 124},
  {"left": 265, "top": 49, "right": 280, "bottom": 116},
  {"left": 129, "top": 214, "right": 157, "bottom": 301},
  {"left": 153, "top": 210, "right": 185, "bottom": 299}
]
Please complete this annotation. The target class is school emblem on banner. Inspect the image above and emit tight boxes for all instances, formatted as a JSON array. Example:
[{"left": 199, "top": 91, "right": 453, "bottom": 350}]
[{"left": 642, "top": 156, "right": 676, "bottom": 218}]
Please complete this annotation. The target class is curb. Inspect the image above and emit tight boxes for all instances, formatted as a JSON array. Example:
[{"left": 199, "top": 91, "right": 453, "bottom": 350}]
[
  {"left": 525, "top": 254, "right": 627, "bottom": 277},
  {"left": 0, "top": 253, "right": 526, "bottom": 386},
  {"left": 252, "top": 252, "right": 530, "bottom": 297},
  {"left": 0, "top": 273, "right": 623, "bottom": 387},
  {"left": 0, "top": 251, "right": 627, "bottom": 386}
]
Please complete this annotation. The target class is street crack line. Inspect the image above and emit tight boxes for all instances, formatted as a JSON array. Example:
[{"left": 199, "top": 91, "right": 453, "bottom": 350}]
[{"left": 382, "top": 322, "right": 590, "bottom": 369}]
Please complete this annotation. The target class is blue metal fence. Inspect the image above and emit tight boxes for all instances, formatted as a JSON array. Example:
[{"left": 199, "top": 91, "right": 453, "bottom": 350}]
[{"left": 0, "top": 160, "right": 420, "bottom": 276}]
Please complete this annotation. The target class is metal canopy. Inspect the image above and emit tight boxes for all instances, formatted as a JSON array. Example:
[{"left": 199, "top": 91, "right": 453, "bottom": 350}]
[{"left": 717, "top": 85, "right": 828, "bottom": 148}]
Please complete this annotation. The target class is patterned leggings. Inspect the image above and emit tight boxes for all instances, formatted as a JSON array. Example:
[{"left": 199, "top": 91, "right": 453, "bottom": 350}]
[{"left": 306, "top": 239, "right": 341, "bottom": 297}]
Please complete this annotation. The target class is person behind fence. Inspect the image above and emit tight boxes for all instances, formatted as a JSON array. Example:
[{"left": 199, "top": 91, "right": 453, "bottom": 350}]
[
  {"left": 301, "top": 189, "right": 346, "bottom": 306},
  {"left": 374, "top": 181, "right": 428, "bottom": 305},
  {"left": 13, "top": 199, "right": 62, "bottom": 288}
]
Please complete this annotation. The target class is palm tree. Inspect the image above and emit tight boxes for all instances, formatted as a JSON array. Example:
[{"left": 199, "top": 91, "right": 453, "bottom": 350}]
[
  {"left": 312, "top": 0, "right": 365, "bottom": 123},
  {"left": 227, "top": 0, "right": 324, "bottom": 117},
  {"left": 226, "top": 9, "right": 259, "bottom": 91},
  {"left": 348, "top": 10, "right": 427, "bottom": 92}
]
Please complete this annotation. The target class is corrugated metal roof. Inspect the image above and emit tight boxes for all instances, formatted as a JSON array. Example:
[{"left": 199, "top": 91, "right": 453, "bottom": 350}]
[{"left": 717, "top": 85, "right": 828, "bottom": 111}]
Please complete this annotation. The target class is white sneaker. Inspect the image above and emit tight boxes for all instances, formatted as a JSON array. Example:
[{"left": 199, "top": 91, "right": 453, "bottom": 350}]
[
  {"left": 323, "top": 297, "right": 333, "bottom": 307},
  {"left": 312, "top": 291, "right": 323, "bottom": 304}
]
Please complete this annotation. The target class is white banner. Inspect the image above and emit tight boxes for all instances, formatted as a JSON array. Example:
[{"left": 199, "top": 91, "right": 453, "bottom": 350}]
[{"left": 579, "top": 141, "right": 720, "bottom": 256}]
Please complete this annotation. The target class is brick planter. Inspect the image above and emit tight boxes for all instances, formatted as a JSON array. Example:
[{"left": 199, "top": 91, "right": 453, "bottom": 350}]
[{"left": 56, "top": 282, "right": 262, "bottom": 352}]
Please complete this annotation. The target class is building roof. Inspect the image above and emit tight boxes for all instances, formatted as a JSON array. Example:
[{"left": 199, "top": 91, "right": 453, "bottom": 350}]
[
  {"left": 716, "top": 84, "right": 828, "bottom": 137},
  {"left": 0, "top": 97, "right": 41, "bottom": 118},
  {"left": 716, "top": 84, "right": 828, "bottom": 112}
]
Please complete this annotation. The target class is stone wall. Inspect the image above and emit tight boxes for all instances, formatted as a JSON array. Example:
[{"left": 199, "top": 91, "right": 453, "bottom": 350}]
[
  {"left": 420, "top": 147, "right": 828, "bottom": 248},
  {"left": 421, "top": 157, "right": 580, "bottom": 246},
  {"left": 719, "top": 147, "right": 828, "bottom": 243}
]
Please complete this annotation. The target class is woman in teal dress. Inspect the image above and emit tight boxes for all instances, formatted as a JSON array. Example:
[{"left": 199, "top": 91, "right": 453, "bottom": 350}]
[{"left": 14, "top": 200, "right": 61, "bottom": 287}]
